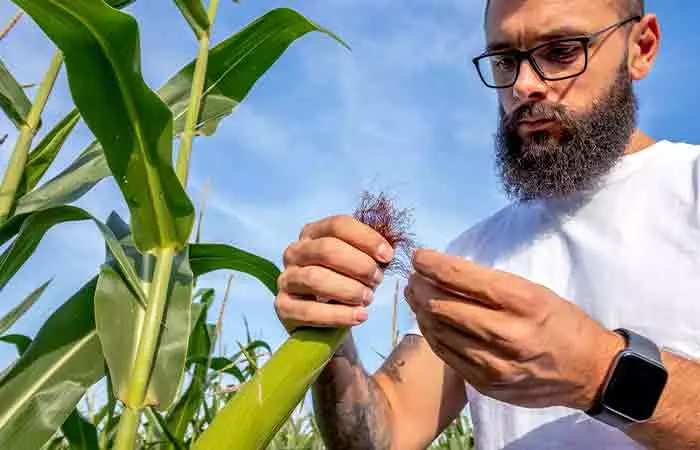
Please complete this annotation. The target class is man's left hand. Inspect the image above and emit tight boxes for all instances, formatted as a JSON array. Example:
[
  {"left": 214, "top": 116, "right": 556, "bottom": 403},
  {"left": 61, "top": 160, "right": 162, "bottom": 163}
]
[{"left": 405, "top": 248, "right": 625, "bottom": 411}]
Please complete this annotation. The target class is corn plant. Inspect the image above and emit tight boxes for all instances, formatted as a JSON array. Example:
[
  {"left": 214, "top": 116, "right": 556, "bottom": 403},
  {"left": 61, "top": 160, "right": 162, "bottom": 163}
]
[{"left": 0, "top": 0, "right": 349, "bottom": 448}]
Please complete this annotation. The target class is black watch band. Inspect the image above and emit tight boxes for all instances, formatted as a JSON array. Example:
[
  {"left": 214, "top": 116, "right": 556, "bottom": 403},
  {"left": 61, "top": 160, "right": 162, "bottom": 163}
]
[{"left": 586, "top": 328, "right": 667, "bottom": 429}]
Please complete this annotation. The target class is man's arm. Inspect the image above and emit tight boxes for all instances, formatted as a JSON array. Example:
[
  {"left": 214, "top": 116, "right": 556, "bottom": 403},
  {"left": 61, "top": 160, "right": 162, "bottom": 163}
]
[
  {"left": 312, "top": 332, "right": 467, "bottom": 450},
  {"left": 626, "top": 351, "right": 700, "bottom": 449}
]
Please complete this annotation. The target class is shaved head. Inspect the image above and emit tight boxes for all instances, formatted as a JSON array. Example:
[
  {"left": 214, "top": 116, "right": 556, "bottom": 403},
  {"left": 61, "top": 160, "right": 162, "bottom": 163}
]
[{"left": 485, "top": 0, "right": 644, "bottom": 25}]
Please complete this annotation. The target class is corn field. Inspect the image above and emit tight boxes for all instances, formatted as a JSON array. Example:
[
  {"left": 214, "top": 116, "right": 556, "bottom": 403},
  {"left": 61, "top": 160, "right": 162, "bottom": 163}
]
[{"left": 0, "top": 1, "right": 474, "bottom": 449}]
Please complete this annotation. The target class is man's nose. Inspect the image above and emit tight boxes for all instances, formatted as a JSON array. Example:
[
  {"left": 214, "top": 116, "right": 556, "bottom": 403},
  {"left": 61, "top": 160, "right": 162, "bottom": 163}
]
[{"left": 512, "top": 59, "right": 547, "bottom": 103}]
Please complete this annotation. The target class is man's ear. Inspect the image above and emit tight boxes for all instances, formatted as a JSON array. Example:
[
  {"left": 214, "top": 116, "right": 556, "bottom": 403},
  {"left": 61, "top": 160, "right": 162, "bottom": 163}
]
[{"left": 628, "top": 14, "right": 661, "bottom": 81}]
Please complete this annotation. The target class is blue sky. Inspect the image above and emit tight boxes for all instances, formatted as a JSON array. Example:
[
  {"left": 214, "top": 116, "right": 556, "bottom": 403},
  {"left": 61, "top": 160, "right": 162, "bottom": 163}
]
[{"left": 1, "top": 0, "right": 700, "bottom": 394}]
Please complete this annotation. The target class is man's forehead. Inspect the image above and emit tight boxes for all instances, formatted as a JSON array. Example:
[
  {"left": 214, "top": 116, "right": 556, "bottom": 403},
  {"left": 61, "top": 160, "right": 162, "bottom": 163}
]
[{"left": 485, "top": 0, "right": 620, "bottom": 49}]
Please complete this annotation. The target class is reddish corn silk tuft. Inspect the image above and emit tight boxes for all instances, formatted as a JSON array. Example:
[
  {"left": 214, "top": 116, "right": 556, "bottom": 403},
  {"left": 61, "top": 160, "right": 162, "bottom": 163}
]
[{"left": 352, "top": 191, "right": 418, "bottom": 279}]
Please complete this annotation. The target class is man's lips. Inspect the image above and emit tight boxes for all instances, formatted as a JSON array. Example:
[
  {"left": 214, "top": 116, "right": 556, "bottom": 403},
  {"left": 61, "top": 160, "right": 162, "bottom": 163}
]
[{"left": 517, "top": 118, "right": 557, "bottom": 133}]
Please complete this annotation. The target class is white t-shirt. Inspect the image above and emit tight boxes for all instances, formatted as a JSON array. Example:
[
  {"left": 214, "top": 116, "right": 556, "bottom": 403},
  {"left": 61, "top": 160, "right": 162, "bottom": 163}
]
[{"left": 408, "top": 140, "right": 700, "bottom": 449}]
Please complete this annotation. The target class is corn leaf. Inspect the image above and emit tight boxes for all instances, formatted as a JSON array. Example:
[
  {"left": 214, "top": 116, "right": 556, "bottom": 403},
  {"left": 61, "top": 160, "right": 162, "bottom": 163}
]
[
  {"left": 172, "top": 0, "right": 210, "bottom": 39},
  {"left": 12, "top": 0, "right": 194, "bottom": 251},
  {"left": 0, "top": 334, "right": 32, "bottom": 383},
  {"left": 189, "top": 243, "right": 280, "bottom": 295},
  {"left": 161, "top": 7, "right": 349, "bottom": 137},
  {"left": 0, "top": 57, "right": 31, "bottom": 128},
  {"left": 0, "top": 280, "right": 51, "bottom": 336},
  {"left": 146, "top": 407, "right": 185, "bottom": 450},
  {"left": 0, "top": 213, "right": 27, "bottom": 246},
  {"left": 208, "top": 356, "right": 245, "bottom": 383},
  {"left": 0, "top": 279, "right": 104, "bottom": 450},
  {"left": 14, "top": 142, "right": 110, "bottom": 216},
  {"left": 97, "top": 373, "right": 118, "bottom": 449},
  {"left": 41, "top": 437, "right": 66, "bottom": 450},
  {"left": 13, "top": 7, "right": 344, "bottom": 220},
  {"left": 166, "top": 293, "right": 213, "bottom": 443},
  {"left": 95, "top": 247, "right": 193, "bottom": 410},
  {"left": 61, "top": 409, "right": 98, "bottom": 450},
  {"left": 0, "top": 334, "right": 32, "bottom": 357},
  {"left": 17, "top": 110, "right": 80, "bottom": 199},
  {"left": 0, "top": 206, "right": 144, "bottom": 307},
  {"left": 106, "top": 0, "right": 136, "bottom": 7}
]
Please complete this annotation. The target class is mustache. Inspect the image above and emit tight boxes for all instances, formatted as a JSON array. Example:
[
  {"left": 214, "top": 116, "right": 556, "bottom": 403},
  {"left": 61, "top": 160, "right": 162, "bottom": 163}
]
[{"left": 502, "top": 102, "right": 571, "bottom": 130}]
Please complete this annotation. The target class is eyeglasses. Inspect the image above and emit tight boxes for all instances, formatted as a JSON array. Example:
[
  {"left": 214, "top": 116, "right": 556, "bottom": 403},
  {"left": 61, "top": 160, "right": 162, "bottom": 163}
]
[{"left": 472, "top": 16, "right": 641, "bottom": 89}]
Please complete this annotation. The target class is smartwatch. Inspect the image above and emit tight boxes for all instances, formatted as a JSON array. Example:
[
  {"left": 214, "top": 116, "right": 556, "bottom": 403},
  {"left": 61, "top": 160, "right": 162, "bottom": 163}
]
[{"left": 586, "top": 328, "right": 668, "bottom": 429}]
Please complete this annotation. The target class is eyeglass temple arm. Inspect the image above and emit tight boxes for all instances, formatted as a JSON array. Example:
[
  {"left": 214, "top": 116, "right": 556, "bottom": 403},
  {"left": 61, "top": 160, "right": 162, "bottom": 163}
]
[{"left": 588, "top": 15, "right": 642, "bottom": 43}]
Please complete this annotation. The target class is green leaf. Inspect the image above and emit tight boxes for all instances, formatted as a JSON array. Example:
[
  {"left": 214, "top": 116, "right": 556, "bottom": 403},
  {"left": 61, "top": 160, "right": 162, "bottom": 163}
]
[
  {"left": 13, "top": 0, "right": 195, "bottom": 251},
  {"left": 0, "top": 334, "right": 33, "bottom": 383},
  {"left": 0, "top": 213, "right": 28, "bottom": 247},
  {"left": 0, "top": 57, "right": 31, "bottom": 128},
  {"left": 173, "top": 0, "right": 210, "bottom": 39},
  {"left": 0, "top": 334, "right": 32, "bottom": 356},
  {"left": 189, "top": 243, "right": 280, "bottom": 295},
  {"left": 13, "top": 7, "right": 347, "bottom": 218},
  {"left": 14, "top": 142, "right": 110, "bottom": 216},
  {"left": 40, "top": 436, "right": 65, "bottom": 450},
  {"left": 161, "top": 7, "right": 349, "bottom": 137},
  {"left": 95, "top": 248, "right": 193, "bottom": 410},
  {"left": 0, "top": 206, "right": 90, "bottom": 292},
  {"left": 0, "top": 279, "right": 104, "bottom": 450},
  {"left": 209, "top": 356, "right": 245, "bottom": 383},
  {"left": 146, "top": 407, "right": 185, "bottom": 450},
  {"left": 244, "top": 340, "right": 272, "bottom": 357},
  {"left": 61, "top": 409, "right": 98, "bottom": 450},
  {"left": 106, "top": 0, "right": 136, "bottom": 7},
  {"left": 0, "top": 279, "right": 51, "bottom": 336},
  {"left": 166, "top": 296, "right": 212, "bottom": 443},
  {"left": 97, "top": 373, "right": 118, "bottom": 450},
  {"left": 0, "top": 206, "right": 143, "bottom": 306},
  {"left": 18, "top": 109, "right": 81, "bottom": 198}
]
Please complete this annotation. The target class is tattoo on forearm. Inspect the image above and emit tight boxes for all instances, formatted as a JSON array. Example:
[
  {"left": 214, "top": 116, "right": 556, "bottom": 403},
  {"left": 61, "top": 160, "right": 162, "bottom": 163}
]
[
  {"left": 313, "top": 336, "right": 392, "bottom": 449},
  {"left": 378, "top": 334, "right": 422, "bottom": 384},
  {"left": 312, "top": 333, "right": 425, "bottom": 450}
]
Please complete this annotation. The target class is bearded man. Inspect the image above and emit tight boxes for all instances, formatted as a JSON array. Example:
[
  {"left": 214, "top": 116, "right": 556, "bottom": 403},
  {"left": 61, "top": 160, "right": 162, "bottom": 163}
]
[{"left": 274, "top": 0, "right": 700, "bottom": 448}]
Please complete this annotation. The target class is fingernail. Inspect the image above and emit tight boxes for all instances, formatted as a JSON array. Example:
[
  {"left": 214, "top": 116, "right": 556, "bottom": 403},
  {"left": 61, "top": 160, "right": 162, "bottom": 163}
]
[
  {"left": 376, "top": 243, "right": 393, "bottom": 263},
  {"left": 354, "top": 308, "right": 369, "bottom": 322},
  {"left": 362, "top": 289, "right": 374, "bottom": 305},
  {"left": 372, "top": 268, "right": 384, "bottom": 285}
]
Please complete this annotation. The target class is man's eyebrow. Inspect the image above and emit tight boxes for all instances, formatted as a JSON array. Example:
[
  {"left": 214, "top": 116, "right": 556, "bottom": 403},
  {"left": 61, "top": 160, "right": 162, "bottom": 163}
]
[{"left": 486, "top": 26, "right": 589, "bottom": 52}]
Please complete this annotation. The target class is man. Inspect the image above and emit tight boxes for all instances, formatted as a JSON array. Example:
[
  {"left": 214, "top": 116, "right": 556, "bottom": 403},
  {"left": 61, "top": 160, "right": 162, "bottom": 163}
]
[{"left": 275, "top": 0, "right": 700, "bottom": 448}]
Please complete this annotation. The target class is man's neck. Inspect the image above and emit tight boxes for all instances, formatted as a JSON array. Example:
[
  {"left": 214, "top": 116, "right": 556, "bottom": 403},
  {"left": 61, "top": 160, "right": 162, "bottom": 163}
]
[{"left": 625, "top": 129, "right": 657, "bottom": 156}]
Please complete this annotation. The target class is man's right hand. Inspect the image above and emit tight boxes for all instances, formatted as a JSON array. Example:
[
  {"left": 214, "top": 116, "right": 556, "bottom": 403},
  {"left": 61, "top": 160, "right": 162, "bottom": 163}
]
[{"left": 275, "top": 215, "right": 395, "bottom": 333}]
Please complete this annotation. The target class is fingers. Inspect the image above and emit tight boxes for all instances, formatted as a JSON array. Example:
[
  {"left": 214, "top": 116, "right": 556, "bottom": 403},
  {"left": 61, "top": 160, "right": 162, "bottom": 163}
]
[
  {"left": 278, "top": 265, "right": 374, "bottom": 306},
  {"left": 299, "top": 215, "right": 394, "bottom": 264},
  {"left": 420, "top": 319, "right": 510, "bottom": 390},
  {"left": 275, "top": 214, "right": 394, "bottom": 332},
  {"left": 275, "top": 291, "right": 369, "bottom": 330},
  {"left": 412, "top": 248, "right": 539, "bottom": 312},
  {"left": 283, "top": 237, "right": 384, "bottom": 288},
  {"left": 405, "top": 272, "right": 505, "bottom": 345}
]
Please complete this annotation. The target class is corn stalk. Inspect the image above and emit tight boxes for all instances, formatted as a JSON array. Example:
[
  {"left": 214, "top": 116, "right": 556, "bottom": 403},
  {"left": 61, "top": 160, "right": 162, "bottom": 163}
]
[
  {"left": 0, "top": 50, "right": 62, "bottom": 221},
  {"left": 113, "top": 0, "right": 221, "bottom": 447}
]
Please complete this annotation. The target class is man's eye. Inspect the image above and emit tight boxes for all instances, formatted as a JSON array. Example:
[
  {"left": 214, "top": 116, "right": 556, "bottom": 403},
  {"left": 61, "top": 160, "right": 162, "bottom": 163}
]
[
  {"left": 541, "top": 44, "right": 582, "bottom": 63},
  {"left": 493, "top": 56, "right": 517, "bottom": 72}
]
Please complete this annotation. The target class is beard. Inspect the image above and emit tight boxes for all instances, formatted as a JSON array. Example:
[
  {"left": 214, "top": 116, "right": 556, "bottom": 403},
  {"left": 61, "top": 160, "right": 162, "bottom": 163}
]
[{"left": 495, "top": 64, "right": 638, "bottom": 202}]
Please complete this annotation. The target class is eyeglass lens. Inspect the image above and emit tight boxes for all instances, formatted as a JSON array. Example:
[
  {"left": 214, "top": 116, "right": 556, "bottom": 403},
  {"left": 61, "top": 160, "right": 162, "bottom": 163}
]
[{"left": 477, "top": 40, "right": 587, "bottom": 88}]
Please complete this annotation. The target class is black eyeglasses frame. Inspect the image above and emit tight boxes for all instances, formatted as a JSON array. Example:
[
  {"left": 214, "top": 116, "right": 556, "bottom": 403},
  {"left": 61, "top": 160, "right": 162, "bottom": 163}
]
[{"left": 472, "top": 15, "right": 642, "bottom": 89}]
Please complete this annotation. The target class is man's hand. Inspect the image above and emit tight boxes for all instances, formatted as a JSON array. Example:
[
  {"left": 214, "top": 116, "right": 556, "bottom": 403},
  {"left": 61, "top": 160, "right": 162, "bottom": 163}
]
[
  {"left": 275, "top": 215, "right": 394, "bottom": 333},
  {"left": 405, "top": 248, "right": 625, "bottom": 411}
]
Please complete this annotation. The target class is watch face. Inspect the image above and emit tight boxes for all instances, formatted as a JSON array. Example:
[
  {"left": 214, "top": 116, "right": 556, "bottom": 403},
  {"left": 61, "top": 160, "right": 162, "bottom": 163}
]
[{"left": 602, "top": 352, "right": 668, "bottom": 421}]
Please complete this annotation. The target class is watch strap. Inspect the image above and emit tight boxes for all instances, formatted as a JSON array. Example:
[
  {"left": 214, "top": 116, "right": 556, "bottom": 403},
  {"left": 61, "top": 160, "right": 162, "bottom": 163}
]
[{"left": 616, "top": 328, "right": 662, "bottom": 363}]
